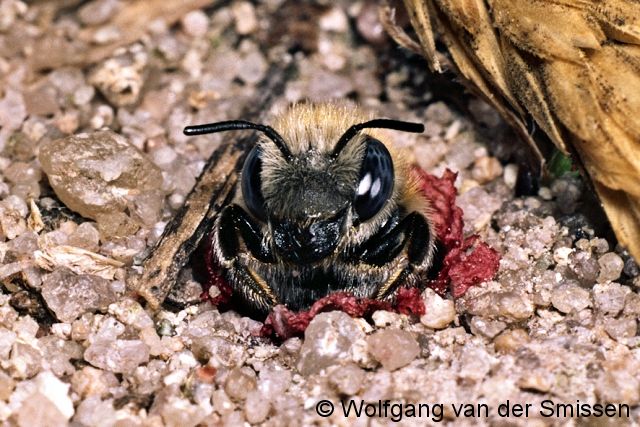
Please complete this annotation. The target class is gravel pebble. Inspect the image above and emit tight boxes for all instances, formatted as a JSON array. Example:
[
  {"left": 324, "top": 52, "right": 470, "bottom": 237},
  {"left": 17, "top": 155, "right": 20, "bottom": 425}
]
[
  {"left": 366, "top": 329, "right": 420, "bottom": 371},
  {"left": 551, "top": 283, "right": 591, "bottom": 314},
  {"left": 420, "top": 289, "right": 456, "bottom": 329},
  {"left": 41, "top": 269, "right": 119, "bottom": 323},
  {"left": 598, "top": 252, "right": 625, "bottom": 282},
  {"left": 297, "top": 311, "right": 365, "bottom": 376}
]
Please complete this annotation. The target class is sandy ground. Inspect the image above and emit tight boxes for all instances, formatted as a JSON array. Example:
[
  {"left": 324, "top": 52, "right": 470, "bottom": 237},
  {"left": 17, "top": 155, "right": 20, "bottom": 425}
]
[{"left": 0, "top": 0, "right": 638, "bottom": 425}]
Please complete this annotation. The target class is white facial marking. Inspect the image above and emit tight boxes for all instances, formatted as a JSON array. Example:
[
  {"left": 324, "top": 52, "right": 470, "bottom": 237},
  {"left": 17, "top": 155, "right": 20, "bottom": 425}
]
[{"left": 357, "top": 173, "right": 372, "bottom": 196}]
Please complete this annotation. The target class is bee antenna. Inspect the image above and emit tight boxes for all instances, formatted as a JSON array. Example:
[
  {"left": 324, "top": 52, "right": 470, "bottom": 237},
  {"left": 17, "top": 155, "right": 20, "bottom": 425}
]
[
  {"left": 183, "top": 120, "right": 293, "bottom": 160},
  {"left": 332, "top": 119, "right": 424, "bottom": 158}
]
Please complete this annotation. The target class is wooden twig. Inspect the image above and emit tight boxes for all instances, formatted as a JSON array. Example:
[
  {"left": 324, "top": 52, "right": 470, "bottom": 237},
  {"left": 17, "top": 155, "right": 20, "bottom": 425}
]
[{"left": 134, "top": 62, "right": 294, "bottom": 309}]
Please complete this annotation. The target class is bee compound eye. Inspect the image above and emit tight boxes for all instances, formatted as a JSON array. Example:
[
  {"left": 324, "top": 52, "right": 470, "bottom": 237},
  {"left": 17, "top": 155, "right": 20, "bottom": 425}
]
[
  {"left": 354, "top": 138, "right": 394, "bottom": 221},
  {"left": 241, "top": 146, "right": 267, "bottom": 221}
]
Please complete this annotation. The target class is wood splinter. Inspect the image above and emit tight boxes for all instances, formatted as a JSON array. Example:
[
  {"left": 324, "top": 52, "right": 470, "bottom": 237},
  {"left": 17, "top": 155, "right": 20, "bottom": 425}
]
[{"left": 133, "top": 63, "right": 293, "bottom": 309}]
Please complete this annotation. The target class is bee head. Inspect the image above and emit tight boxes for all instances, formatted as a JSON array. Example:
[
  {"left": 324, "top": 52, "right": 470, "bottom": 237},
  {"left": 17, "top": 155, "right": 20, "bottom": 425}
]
[{"left": 184, "top": 104, "right": 424, "bottom": 264}]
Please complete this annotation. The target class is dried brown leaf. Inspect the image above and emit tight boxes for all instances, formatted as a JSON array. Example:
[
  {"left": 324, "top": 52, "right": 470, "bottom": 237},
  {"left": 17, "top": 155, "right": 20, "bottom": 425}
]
[
  {"left": 592, "top": 1, "right": 640, "bottom": 44},
  {"left": 403, "top": 0, "right": 442, "bottom": 71},
  {"left": 433, "top": 0, "right": 518, "bottom": 108},
  {"left": 27, "top": 199, "right": 44, "bottom": 233},
  {"left": 542, "top": 60, "right": 640, "bottom": 197},
  {"left": 501, "top": 39, "right": 566, "bottom": 151},
  {"left": 588, "top": 45, "right": 640, "bottom": 141},
  {"left": 595, "top": 183, "right": 640, "bottom": 265},
  {"left": 489, "top": 0, "right": 604, "bottom": 62},
  {"left": 35, "top": 245, "right": 124, "bottom": 280},
  {"left": 399, "top": 0, "right": 640, "bottom": 261}
]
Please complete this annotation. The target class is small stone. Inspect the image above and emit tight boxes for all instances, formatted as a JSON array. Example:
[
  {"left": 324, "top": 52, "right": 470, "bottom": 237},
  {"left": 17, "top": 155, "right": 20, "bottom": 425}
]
[
  {"left": 553, "top": 247, "right": 573, "bottom": 266},
  {"left": 356, "top": 1, "right": 386, "bottom": 44},
  {"left": 597, "top": 252, "right": 624, "bottom": 283},
  {"left": 0, "top": 328, "right": 17, "bottom": 359},
  {"left": 13, "top": 371, "right": 74, "bottom": 423},
  {"left": 593, "top": 282, "right": 630, "bottom": 316},
  {"left": 237, "top": 49, "right": 268, "bottom": 85},
  {"left": 470, "top": 317, "right": 506, "bottom": 338},
  {"left": 425, "top": 101, "right": 453, "bottom": 125},
  {"left": 457, "top": 343, "right": 493, "bottom": 382},
  {"left": 503, "top": 164, "right": 518, "bottom": 189},
  {"left": 551, "top": 283, "right": 591, "bottom": 314},
  {"left": 0, "top": 371, "right": 14, "bottom": 400},
  {"left": 538, "top": 186, "right": 553, "bottom": 200},
  {"left": 371, "top": 310, "right": 405, "bottom": 328},
  {"left": 328, "top": 362, "right": 365, "bottom": 395},
  {"left": 191, "top": 336, "right": 246, "bottom": 369},
  {"left": 596, "top": 369, "right": 640, "bottom": 404},
  {"left": 258, "top": 367, "right": 291, "bottom": 396},
  {"left": 224, "top": 367, "right": 257, "bottom": 401},
  {"left": 150, "top": 145, "right": 178, "bottom": 170},
  {"left": 244, "top": 390, "right": 270, "bottom": 424},
  {"left": 222, "top": 411, "right": 245, "bottom": 426},
  {"left": 569, "top": 250, "right": 599, "bottom": 285},
  {"left": 0, "top": 0, "right": 26, "bottom": 31},
  {"left": 158, "top": 395, "right": 207, "bottom": 427},
  {"left": 41, "top": 269, "right": 119, "bottom": 323},
  {"left": 38, "top": 130, "right": 163, "bottom": 225},
  {"left": 590, "top": 238, "right": 610, "bottom": 254},
  {"left": 319, "top": 7, "right": 349, "bottom": 32},
  {"left": 604, "top": 317, "right": 637, "bottom": 340},
  {"left": 0, "top": 89, "right": 27, "bottom": 132},
  {"left": 108, "top": 298, "right": 154, "bottom": 330},
  {"left": 493, "top": 329, "right": 530, "bottom": 353},
  {"left": 366, "top": 329, "right": 420, "bottom": 371},
  {"left": 78, "top": 0, "right": 120, "bottom": 25},
  {"left": 67, "top": 222, "right": 100, "bottom": 251},
  {"left": 517, "top": 373, "right": 552, "bottom": 393},
  {"left": 181, "top": 10, "right": 209, "bottom": 37},
  {"left": 16, "top": 392, "right": 68, "bottom": 427},
  {"left": 232, "top": 1, "right": 258, "bottom": 35},
  {"left": 212, "top": 389, "right": 235, "bottom": 416},
  {"left": 297, "top": 311, "right": 365, "bottom": 376},
  {"left": 39, "top": 335, "right": 83, "bottom": 377},
  {"left": 93, "top": 317, "right": 125, "bottom": 342},
  {"left": 90, "top": 56, "right": 146, "bottom": 107},
  {"left": 496, "top": 291, "right": 534, "bottom": 320},
  {"left": 0, "top": 204, "right": 27, "bottom": 240},
  {"left": 471, "top": 156, "right": 503, "bottom": 184},
  {"left": 90, "top": 105, "right": 114, "bottom": 129},
  {"left": 71, "top": 366, "right": 119, "bottom": 398},
  {"left": 623, "top": 256, "right": 639, "bottom": 278},
  {"left": 420, "top": 289, "right": 456, "bottom": 329},
  {"left": 10, "top": 341, "right": 43, "bottom": 379},
  {"left": 457, "top": 186, "right": 503, "bottom": 232},
  {"left": 73, "top": 85, "right": 95, "bottom": 106},
  {"left": 84, "top": 339, "right": 150, "bottom": 373},
  {"left": 96, "top": 211, "right": 140, "bottom": 239},
  {"left": 73, "top": 396, "right": 117, "bottom": 427},
  {"left": 4, "top": 162, "right": 41, "bottom": 185}
]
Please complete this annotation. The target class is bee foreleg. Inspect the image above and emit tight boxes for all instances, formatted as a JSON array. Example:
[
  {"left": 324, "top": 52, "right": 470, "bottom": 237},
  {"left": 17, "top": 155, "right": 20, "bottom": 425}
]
[
  {"left": 217, "top": 204, "right": 275, "bottom": 263},
  {"left": 373, "top": 213, "right": 434, "bottom": 299},
  {"left": 356, "top": 212, "right": 432, "bottom": 267}
]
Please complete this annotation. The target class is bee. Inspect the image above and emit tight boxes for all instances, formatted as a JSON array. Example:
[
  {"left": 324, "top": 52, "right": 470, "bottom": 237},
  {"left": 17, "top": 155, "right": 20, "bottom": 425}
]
[{"left": 184, "top": 103, "right": 436, "bottom": 315}]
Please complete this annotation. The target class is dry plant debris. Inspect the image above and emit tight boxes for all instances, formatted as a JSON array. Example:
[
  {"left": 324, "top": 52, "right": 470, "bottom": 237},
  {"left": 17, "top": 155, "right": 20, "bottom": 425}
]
[{"left": 399, "top": 0, "right": 640, "bottom": 262}]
